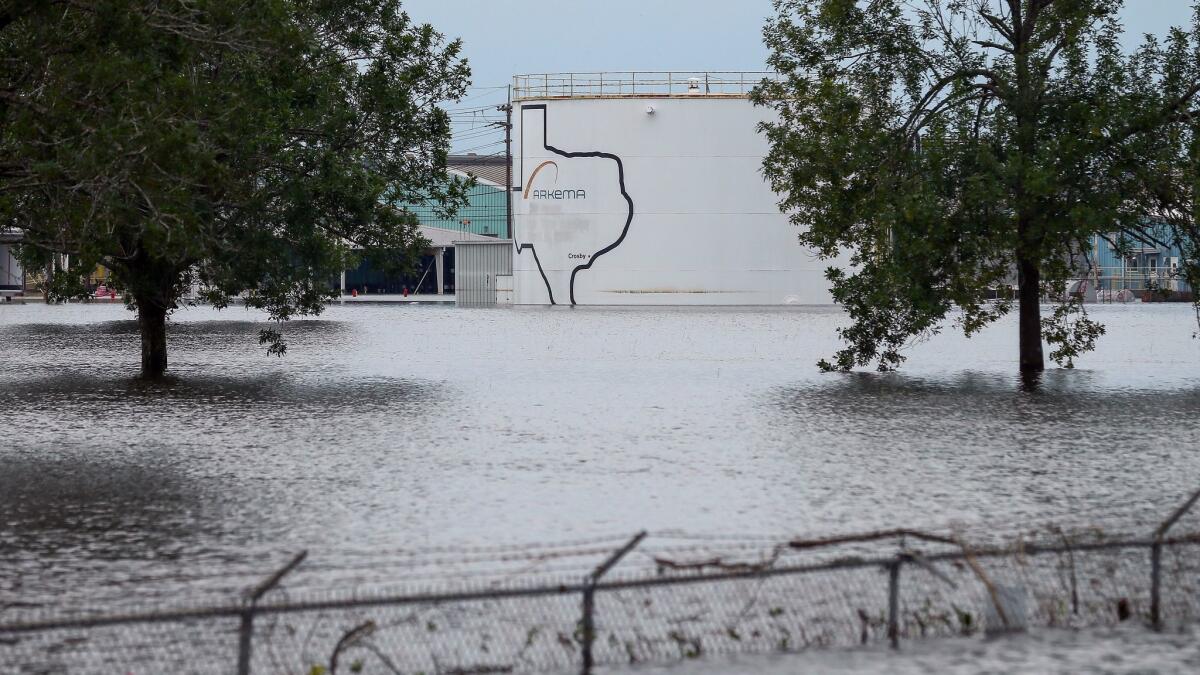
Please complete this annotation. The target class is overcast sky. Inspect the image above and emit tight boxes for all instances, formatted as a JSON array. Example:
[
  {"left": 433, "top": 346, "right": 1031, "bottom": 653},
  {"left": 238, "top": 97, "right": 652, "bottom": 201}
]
[{"left": 401, "top": 1, "right": 1196, "bottom": 152}]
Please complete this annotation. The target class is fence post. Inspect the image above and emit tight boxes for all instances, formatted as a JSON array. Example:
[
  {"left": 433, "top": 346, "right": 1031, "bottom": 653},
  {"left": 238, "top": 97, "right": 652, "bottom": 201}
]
[
  {"left": 236, "top": 551, "right": 308, "bottom": 675},
  {"left": 1151, "top": 486, "right": 1200, "bottom": 630},
  {"left": 236, "top": 607, "right": 255, "bottom": 675},
  {"left": 887, "top": 556, "right": 902, "bottom": 650},
  {"left": 580, "top": 532, "right": 646, "bottom": 675},
  {"left": 1150, "top": 541, "right": 1163, "bottom": 630}
]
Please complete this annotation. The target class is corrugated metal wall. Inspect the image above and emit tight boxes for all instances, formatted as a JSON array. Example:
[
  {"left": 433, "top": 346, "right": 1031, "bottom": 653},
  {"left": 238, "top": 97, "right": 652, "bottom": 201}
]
[
  {"left": 455, "top": 241, "right": 513, "bottom": 306},
  {"left": 402, "top": 183, "right": 509, "bottom": 238}
]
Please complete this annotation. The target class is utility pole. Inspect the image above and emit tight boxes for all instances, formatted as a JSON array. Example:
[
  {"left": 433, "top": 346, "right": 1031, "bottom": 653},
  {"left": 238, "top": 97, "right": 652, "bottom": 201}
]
[{"left": 498, "top": 85, "right": 513, "bottom": 240}]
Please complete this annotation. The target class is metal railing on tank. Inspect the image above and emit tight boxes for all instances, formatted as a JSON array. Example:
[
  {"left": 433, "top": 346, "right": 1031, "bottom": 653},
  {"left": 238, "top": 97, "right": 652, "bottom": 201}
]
[{"left": 512, "top": 71, "right": 782, "bottom": 99}]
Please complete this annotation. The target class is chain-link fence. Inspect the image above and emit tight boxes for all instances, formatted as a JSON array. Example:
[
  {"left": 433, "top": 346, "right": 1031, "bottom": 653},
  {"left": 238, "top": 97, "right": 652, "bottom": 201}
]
[{"left": 4, "top": 490, "right": 1200, "bottom": 674}]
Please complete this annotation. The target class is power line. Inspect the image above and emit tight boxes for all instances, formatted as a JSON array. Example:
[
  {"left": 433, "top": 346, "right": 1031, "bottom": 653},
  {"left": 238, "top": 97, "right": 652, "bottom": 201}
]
[
  {"left": 451, "top": 130, "right": 503, "bottom": 144},
  {"left": 453, "top": 140, "right": 504, "bottom": 154},
  {"left": 453, "top": 86, "right": 510, "bottom": 104},
  {"left": 444, "top": 104, "right": 503, "bottom": 114}
]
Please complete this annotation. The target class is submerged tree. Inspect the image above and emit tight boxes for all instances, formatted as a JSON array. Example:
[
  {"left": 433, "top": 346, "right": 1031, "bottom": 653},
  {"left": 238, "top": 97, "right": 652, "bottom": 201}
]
[
  {"left": 755, "top": 0, "right": 1200, "bottom": 374},
  {"left": 0, "top": 0, "right": 469, "bottom": 377}
]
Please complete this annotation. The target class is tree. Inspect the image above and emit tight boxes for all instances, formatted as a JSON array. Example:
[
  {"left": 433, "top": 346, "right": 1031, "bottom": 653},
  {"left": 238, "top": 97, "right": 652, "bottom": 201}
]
[
  {"left": 0, "top": 0, "right": 469, "bottom": 377},
  {"left": 755, "top": 0, "right": 1200, "bottom": 375}
]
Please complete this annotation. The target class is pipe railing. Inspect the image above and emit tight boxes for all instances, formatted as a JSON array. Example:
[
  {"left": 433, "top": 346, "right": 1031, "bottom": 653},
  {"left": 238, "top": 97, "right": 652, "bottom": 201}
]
[{"left": 513, "top": 71, "right": 780, "bottom": 99}]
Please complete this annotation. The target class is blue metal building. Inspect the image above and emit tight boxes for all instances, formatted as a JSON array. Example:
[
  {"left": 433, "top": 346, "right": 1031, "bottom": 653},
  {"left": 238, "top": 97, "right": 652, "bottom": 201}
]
[{"left": 1089, "top": 222, "right": 1192, "bottom": 295}]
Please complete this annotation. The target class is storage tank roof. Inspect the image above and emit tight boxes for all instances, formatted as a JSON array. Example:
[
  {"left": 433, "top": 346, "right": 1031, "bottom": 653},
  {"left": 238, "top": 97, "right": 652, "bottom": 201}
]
[{"left": 513, "top": 71, "right": 779, "bottom": 100}]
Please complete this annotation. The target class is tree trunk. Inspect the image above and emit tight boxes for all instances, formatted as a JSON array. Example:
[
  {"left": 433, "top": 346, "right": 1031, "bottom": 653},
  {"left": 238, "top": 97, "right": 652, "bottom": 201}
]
[
  {"left": 137, "top": 300, "right": 168, "bottom": 378},
  {"left": 1016, "top": 254, "right": 1044, "bottom": 373}
]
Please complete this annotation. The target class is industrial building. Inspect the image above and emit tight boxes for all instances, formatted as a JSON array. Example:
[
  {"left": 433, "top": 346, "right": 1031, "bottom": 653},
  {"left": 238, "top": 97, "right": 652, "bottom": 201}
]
[
  {"left": 1089, "top": 227, "right": 1193, "bottom": 297},
  {"left": 342, "top": 155, "right": 510, "bottom": 297},
  {"left": 501, "top": 71, "right": 846, "bottom": 306}
]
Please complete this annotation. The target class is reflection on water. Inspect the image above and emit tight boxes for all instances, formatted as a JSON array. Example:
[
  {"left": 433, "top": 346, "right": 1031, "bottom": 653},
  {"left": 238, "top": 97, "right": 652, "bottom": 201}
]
[
  {"left": 1, "top": 455, "right": 200, "bottom": 551},
  {"left": 1, "top": 302, "right": 1199, "bottom": 610},
  {"left": 768, "top": 370, "right": 1200, "bottom": 533},
  {"left": 1, "top": 371, "right": 437, "bottom": 409}
]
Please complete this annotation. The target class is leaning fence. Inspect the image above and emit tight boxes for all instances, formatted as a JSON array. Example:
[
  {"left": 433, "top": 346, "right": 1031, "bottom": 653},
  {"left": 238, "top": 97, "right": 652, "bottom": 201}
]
[{"left": 3, "top": 489, "right": 1200, "bottom": 674}]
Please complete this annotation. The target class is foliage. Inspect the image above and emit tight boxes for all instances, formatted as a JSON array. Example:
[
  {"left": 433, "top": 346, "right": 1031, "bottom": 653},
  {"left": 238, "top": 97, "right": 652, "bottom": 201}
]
[
  {"left": 0, "top": 0, "right": 470, "bottom": 375},
  {"left": 1040, "top": 297, "right": 1105, "bottom": 368},
  {"left": 755, "top": 0, "right": 1200, "bottom": 372}
]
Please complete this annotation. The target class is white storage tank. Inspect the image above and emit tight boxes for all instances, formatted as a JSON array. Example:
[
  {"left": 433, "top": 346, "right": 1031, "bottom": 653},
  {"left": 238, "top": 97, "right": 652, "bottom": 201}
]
[{"left": 510, "top": 72, "right": 845, "bottom": 306}]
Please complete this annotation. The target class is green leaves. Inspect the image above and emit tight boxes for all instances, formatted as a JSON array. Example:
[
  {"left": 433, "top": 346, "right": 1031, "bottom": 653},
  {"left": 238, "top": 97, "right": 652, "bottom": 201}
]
[
  {"left": 758, "top": 0, "right": 1200, "bottom": 372},
  {"left": 1041, "top": 298, "right": 1106, "bottom": 368},
  {"left": 1, "top": 0, "right": 469, "bottom": 370}
]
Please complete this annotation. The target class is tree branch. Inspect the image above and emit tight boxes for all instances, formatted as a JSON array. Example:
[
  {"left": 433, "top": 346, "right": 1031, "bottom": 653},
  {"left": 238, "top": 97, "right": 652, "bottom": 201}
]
[
  {"left": 902, "top": 68, "right": 1009, "bottom": 135},
  {"left": 980, "top": 11, "right": 1015, "bottom": 44},
  {"left": 1106, "top": 81, "right": 1200, "bottom": 149}
]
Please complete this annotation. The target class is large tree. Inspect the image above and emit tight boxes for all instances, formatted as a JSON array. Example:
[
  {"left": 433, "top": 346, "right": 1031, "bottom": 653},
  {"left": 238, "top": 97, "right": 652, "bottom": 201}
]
[
  {"left": 0, "top": 0, "right": 469, "bottom": 377},
  {"left": 755, "top": 0, "right": 1200, "bottom": 375}
]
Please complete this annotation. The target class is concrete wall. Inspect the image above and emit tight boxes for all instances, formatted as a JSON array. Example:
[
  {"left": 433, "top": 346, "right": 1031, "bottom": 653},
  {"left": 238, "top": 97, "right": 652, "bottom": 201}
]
[{"left": 511, "top": 96, "right": 847, "bottom": 305}]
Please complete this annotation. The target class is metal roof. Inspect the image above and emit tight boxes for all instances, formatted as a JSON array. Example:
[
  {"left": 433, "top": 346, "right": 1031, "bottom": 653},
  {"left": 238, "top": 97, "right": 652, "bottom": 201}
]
[
  {"left": 420, "top": 225, "right": 502, "bottom": 248},
  {"left": 448, "top": 155, "right": 509, "bottom": 188}
]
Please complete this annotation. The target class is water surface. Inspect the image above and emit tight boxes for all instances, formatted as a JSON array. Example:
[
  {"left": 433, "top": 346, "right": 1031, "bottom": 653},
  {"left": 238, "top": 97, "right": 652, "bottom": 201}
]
[{"left": 1, "top": 302, "right": 1199, "bottom": 609}]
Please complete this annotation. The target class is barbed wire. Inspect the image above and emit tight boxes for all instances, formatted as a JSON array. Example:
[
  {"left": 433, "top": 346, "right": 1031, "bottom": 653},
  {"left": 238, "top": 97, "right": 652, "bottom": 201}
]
[{"left": 4, "top": 517, "right": 1200, "bottom": 675}]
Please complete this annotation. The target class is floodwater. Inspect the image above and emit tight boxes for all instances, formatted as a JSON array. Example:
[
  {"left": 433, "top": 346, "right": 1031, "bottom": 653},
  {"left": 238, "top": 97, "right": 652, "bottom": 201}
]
[
  {"left": 612, "top": 623, "right": 1200, "bottom": 674},
  {"left": 2, "top": 301, "right": 1200, "bottom": 669}
]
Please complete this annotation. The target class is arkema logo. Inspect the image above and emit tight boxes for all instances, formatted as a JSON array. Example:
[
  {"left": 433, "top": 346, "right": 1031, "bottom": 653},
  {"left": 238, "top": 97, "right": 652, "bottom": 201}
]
[{"left": 523, "top": 160, "right": 587, "bottom": 200}]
